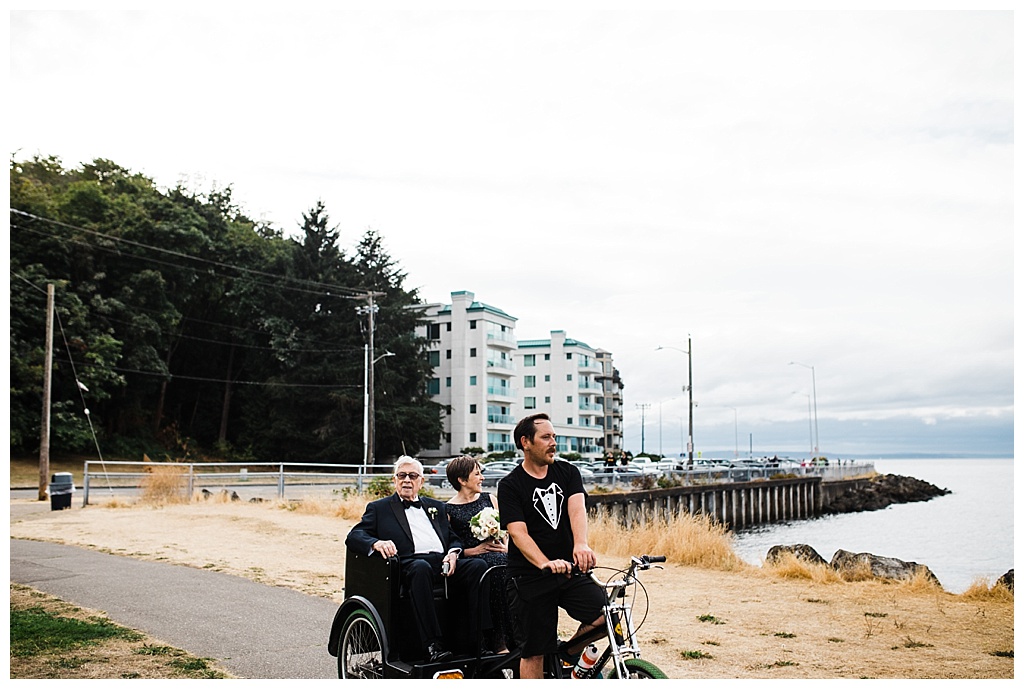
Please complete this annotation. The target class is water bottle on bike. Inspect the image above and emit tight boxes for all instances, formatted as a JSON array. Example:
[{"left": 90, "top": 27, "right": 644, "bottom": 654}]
[{"left": 571, "top": 644, "right": 601, "bottom": 679}]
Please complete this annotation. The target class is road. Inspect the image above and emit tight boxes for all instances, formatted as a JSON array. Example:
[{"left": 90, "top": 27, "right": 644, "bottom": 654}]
[{"left": 9, "top": 499, "right": 340, "bottom": 679}]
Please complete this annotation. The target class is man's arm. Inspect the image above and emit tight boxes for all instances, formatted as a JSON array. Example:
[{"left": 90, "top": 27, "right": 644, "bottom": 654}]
[
  {"left": 345, "top": 501, "right": 384, "bottom": 556},
  {"left": 506, "top": 521, "right": 574, "bottom": 575},
  {"left": 567, "top": 492, "right": 596, "bottom": 572}
]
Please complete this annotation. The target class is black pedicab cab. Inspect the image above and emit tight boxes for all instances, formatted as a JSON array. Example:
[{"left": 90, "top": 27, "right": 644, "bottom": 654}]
[{"left": 327, "top": 550, "right": 518, "bottom": 679}]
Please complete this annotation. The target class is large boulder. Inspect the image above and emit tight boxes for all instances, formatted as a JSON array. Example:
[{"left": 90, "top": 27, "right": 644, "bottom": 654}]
[
  {"left": 766, "top": 544, "right": 828, "bottom": 567},
  {"left": 995, "top": 569, "right": 1013, "bottom": 592},
  {"left": 830, "top": 549, "right": 941, "bottom": 586}
]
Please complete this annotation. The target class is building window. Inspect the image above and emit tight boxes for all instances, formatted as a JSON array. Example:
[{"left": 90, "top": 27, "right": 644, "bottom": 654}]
[
  {"left": 470, "top": 404, "right": 477, "bottom": 414},
  {"left": 544, "top": 354, "right": 550, "bottom": 360},
  {"left": 469, "top": 432, "right": 477, "bottom": 442},
  {"left": 567, "top": 418, "right": 573, "bottom": 425},
  {"left": 470, "top": 320, "right": 477, "bottom": 329},
  {"left": 470, "top": 348, "right": 477, "bottom": 357},
  {"left": 524, "top": 354, "right": 536, "bottom": 367},
  {"left": 524, "top": 397, "right": 536, "bottom": 410},
  {"left": 446, "top": 322, "right": 452, "bottom": 331},
  {"left": 428, "top": 378, "right": 440, "bottom": 395},
  {"left": 544, "top": 374, "right": 550, "bottom": 382},
  {"left": 567, "top": 395, "right": 573, "bottom": 403},
  {"left": 446, "top": 377, "right": 451, "bottom": 387},
  {"left": 544, "top": 396, "right": 551, "bottom": 403},
  {"left": 428, "top": 323, "right": 441, "bottom": 340},
  {"left": 470, "top": 376, "right": 477, "bottom": 386},
  {"left": 428, "top": 351, "right": 440, "bottom": 366},
  {"left": 566, "top": 374, "right": 573, "bottom": 381},
  {"left": 524, "top": 375, "right": 536, "bottom": 388},
  {"left": 445, "top": 433, "right": 451, "bottom": 442},
  {"left": 566, "top": 353, "right": 573, "bottom": 360},
  {"left": 446, "top": 349, "right": 452, "bottom": 359}
]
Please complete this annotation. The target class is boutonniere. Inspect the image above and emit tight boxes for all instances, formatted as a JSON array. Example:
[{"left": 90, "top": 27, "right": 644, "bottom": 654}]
[{"left": 427, "top": 506, "right": 438, "bottom": 519}]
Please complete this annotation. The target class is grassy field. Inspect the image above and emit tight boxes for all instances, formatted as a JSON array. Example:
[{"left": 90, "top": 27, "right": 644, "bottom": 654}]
[
  {"left": 9, "top": 584, "right": 232, "bottom": 679},
  {"left": 10, "top": 456, "right": 90, "bottom": 489}
]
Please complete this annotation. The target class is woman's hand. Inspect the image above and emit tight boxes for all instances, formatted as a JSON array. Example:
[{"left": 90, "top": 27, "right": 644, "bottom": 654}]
[{"left": 482, "top": 538, "right": 507, "bottom": 553}]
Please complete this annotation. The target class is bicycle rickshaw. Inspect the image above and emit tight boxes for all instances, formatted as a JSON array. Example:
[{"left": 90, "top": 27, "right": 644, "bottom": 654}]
[
  {"left": 327, "top": 550, "right": 518, "bottom": 679},
  {"left": 328, "top": 549, "right": 669, "bottom": 679}
]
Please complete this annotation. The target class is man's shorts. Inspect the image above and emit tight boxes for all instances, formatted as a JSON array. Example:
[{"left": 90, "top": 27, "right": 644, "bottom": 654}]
[{"left": 506, "top": 572, "right": 606, "bottom": 658}]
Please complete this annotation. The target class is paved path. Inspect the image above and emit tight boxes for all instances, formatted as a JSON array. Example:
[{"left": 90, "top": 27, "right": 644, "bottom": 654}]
[{"left": 10, "top": 538, "right": 340, "bottom": 679}]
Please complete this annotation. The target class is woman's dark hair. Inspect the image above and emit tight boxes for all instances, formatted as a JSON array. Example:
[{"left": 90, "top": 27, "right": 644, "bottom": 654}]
[
  {"left": 513, "top": 412, "right": 550, "bottom": 450},
  {"left": 446, "top": 455, "right": 481, "bottom": 491}
]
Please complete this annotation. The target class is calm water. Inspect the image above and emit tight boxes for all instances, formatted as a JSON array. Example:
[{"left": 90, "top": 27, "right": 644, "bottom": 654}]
[{"left": 730, "top": 458, "right": 1014, "bottom": 593}]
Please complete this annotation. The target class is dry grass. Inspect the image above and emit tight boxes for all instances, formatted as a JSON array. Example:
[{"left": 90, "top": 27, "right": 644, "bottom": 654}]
[
  {"left": 960, "top": 578, "right": 1015, "bottom": 603},
  {"left": 139, "top": 461, "right": 190, "bottom": 504},
  {"left": 762, "top": 550, "right": 846, "bottom": 584},
  {"left": 589, "top": 511, "right": 748, "bottom": 571}
]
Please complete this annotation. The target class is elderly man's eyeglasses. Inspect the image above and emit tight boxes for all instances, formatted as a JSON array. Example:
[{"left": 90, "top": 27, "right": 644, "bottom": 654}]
[{"left": 395, "top": 472, "right": 421, "bottom": 480}]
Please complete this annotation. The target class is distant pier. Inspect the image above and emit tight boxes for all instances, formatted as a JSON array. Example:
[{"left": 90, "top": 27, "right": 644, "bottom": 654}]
[{"left": 586, "top": 476, "right": 873, "bottom": 530}]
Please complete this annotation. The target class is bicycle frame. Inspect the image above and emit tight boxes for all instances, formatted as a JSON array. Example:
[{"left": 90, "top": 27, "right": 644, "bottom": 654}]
[{"left": 558, "top": 554, "right": 663, "bottom": 679}]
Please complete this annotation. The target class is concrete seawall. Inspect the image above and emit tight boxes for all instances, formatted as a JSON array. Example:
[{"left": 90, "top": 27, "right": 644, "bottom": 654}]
[{"left": 586, "top": 477, "right": 873, "bottom": 530}]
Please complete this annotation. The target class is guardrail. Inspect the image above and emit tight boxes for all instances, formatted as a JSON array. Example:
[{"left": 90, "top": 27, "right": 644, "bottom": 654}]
[
  {"left": 81, "top": 459, "right": 875, "bottom": 506},
  {"left": 82, "top": 461, "right": 396, "bottom": 506}
]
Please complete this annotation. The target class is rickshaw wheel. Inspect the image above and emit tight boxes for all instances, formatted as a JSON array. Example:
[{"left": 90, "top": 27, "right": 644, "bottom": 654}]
[{"left": 339, "top": 608, "right": 384, "bottom": 679}]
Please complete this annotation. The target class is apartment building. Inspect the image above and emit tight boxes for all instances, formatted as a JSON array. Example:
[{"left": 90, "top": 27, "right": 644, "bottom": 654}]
[
  {"left": 515, "top": 330, "right": 604, "bottom": 457},
  {"left": 416, "top": 291, "right": 518, "bottom": 459},
  {"left": 595, "top": 349, "right": 625, "bottom": 455},
  {"left": 417, "top": 292, "right": 620, "bottom": 460}
]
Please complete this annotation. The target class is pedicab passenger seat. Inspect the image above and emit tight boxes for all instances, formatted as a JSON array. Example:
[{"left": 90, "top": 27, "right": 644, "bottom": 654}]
[{"left": 338, "top": 549, "right": 449, "bottom": 662}]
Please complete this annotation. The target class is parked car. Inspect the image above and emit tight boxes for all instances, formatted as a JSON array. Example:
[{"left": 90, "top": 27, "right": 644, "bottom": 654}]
[{"left": 627, "top": 457, "right": 662, "bottom": 476}]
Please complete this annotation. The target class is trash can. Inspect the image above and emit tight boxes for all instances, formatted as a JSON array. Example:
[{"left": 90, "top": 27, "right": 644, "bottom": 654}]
[{"left": 48, "top": 472, "right": 75, "bottom": 510}]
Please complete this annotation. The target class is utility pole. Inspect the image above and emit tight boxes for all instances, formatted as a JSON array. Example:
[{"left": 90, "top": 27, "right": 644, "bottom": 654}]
[
  {"left": 356, "top": 292, "right": 385, "bottom": 466},
  {"left": 635, "top": 403, "right": 651, "bottom": 454},
  {"left": 39, "top": 283, "right": 54, "bottom": 501}
]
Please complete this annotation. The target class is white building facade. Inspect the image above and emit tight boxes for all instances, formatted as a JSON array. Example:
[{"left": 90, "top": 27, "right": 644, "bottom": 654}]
[
  {"left": 595, "top": 349, "right": 625, "bottom": 455},
  {"left": 418, "top": 292, "right": 618, "bottom": 460},
  {"left": 515, "top": 330, "right": 605, "bottom": 457},
  {"left": 416, "top": 291, "right": 518, "bottom": 459}
]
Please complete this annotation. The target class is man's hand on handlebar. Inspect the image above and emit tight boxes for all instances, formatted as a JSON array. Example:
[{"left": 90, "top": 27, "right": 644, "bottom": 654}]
[
  {"left": 541, "top": 558, "right": 575, "bottom": 576},
  {"left": 573, "top": 543, "right": 597, "bottom": 573}
]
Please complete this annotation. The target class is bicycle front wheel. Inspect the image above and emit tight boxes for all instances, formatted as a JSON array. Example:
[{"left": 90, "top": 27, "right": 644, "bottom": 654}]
[{"left": 606, "top": 658, "right": 668, "bottom": 679}]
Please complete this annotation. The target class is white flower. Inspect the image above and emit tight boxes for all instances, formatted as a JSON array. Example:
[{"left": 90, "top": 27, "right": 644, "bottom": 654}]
[
  {"left": 470, "top": 507, "right": 506, "bottom": 541},
  {"left": 427, "top": 506, "right": 438, "bottom": 519}
]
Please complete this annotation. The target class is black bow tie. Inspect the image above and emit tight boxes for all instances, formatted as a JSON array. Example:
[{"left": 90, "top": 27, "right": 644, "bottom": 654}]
[{"left": 402, "top": 500, "right": 422, "bottom": 510}]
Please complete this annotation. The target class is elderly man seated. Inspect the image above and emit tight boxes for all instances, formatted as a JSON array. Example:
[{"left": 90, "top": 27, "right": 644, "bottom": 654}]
[{"left": 345, "top": 456, "right": 492, "bottom": 662}]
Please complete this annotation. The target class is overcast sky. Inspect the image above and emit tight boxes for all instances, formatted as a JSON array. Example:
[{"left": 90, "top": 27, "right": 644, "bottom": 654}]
[{"left": 8, "top": 7, "right": 1015, "bottom": 458}]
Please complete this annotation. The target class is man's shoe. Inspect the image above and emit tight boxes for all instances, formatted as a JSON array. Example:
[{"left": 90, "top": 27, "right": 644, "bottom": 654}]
[{"left": 427, "top": 643, "right": 452, "bottom": 664}]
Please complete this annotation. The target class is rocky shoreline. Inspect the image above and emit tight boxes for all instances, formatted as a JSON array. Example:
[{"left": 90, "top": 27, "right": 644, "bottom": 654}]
[{"left": 822, "top": 473, "right": 951, "bottom": 514}]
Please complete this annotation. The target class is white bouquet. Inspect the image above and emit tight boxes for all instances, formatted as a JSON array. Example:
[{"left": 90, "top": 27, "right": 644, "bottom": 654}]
[{"left": 469, "top": 507, "right": 506, "bottom": 542}]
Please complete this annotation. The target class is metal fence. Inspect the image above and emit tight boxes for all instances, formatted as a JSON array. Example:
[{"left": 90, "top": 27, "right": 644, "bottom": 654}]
[{"left": 82, "top": 458, "right": 875, "bottom": 505}]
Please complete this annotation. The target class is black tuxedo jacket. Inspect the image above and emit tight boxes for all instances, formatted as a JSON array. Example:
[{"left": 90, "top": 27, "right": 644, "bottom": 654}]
[{"left": 346, "top": 493, "right": 463, "bottom": 557}]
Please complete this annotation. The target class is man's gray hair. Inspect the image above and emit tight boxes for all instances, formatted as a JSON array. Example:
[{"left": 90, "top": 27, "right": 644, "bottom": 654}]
[{"left": 393, "top": 455, "right": 424, "bottom": 475}]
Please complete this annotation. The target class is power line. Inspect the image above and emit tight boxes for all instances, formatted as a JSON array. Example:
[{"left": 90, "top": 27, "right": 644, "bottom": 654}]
[
  {"left": 10, "top": 208, "right": 374, "bottom": 298},
  {"left": 53, "top": 357, "right": 362, "bottom": 389}
]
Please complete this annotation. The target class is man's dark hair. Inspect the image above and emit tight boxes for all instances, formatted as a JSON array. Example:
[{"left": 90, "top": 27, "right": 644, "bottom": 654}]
[
  {"left": 445, "top": 455, "right": 481, "bottom": 492},
  {"left": 513, "top": 413, "right": 551, "bottom": 450}
]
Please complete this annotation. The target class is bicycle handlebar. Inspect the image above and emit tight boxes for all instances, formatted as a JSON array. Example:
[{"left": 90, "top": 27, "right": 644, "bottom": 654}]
[{"left": 642, "top": 555, "right": 666, "bottom": 564}]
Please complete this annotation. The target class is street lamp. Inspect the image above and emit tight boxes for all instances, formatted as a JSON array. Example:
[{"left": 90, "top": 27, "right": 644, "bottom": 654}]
[
  {"left": 635, "top": 403, "right": 651, "bottom": 454},
  {"left": 789, "top": 361, "right": 819, "bottom": 457},
  {"left": 656, "top": 336, "right": 694, "bottom": 463}
]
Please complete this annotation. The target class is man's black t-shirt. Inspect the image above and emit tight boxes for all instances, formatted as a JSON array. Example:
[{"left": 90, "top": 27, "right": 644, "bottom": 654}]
[{"left": 497, "top": 460, "right": 586, "bottom": 577}]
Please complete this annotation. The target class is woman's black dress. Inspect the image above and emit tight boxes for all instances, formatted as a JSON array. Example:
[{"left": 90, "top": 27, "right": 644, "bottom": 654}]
[{"left": 447, "top": 492, "right": 511, "bottom": 649}]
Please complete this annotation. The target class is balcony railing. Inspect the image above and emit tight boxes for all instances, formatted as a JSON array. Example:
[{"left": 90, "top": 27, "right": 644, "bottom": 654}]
[
  {"left": 488, "top": 414, "right": 516, "bottom": 424},
  {"left": 487, "top": 386, "right": 517, "bottom": 398}
]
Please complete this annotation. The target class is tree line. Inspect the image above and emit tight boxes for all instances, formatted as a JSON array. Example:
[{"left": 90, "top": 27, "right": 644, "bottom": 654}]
[{"left": 9, "top": 155, "right": 442, "bottom": 465}]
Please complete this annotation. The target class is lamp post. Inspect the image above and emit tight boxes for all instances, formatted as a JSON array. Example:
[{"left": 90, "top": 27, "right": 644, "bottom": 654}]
[
  {"left": 789, "top": 361, "right": 819, "bottom": 457},
  {"left": 656, "top": 336, "right": 694, "bottom": 463}
]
